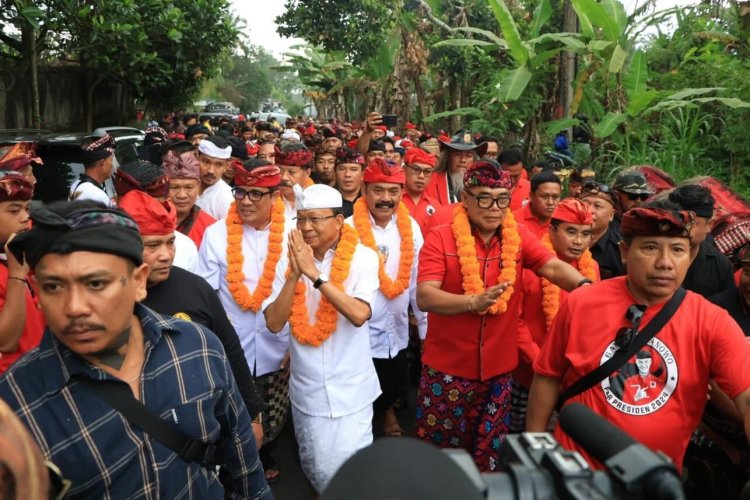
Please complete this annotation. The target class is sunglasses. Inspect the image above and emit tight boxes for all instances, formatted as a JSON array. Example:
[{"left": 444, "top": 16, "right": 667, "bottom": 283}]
[
  {"left": 614, "top": 304, "right": 647, "bottom": 350},
  {"left": 626, "top": 192, "right": 650, "bottom": 201}
]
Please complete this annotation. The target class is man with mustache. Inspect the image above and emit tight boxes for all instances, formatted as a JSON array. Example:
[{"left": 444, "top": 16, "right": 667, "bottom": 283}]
[
  {"left": 0, "top": 172, "right": 44, "bottom": 374},
  {"left": 198, "top": 160, "right": 293, "bottom": 484},
  {"left": 527, "top": 205, "right": 750, "bottom": 474},
  {"left": 1, "top": 201, "right": 271, "bottom": 498},
  {"left": 511, "top": 198, "right": 599, "bottom": 431},
  {"left": 346, "top": 158, "right": 427, "bottom": 438},
  {"left": 426, "top": 131, "right": 487, "bottom": 206},
  {"left": 401, "top": 147, "right": 437, "bottom": 235},
  {"left": 276, "top": 143, "right": 313, "bottom": 219},
  {"left": 195, "top": 136, "right": 234, "bottom": 220}
]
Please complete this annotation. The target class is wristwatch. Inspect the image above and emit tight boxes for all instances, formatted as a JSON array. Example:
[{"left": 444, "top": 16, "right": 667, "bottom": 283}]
[
  {"left": 313, "top": 273, "right": 329, "bottom": 289},
  {"left": 577, "top": 278, "right": 594, "bottom": 288}
]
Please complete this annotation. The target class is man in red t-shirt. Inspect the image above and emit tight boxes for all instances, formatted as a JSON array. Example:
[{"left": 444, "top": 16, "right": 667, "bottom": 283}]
[
  {"left": 0, "top": 171, "right": 44, "bottom": 373},
  {"left": 528, "top": 206, "right": 750, "bottom": 471},
  {"left": 416, "top": 160, "right": 591, "bottom": 472},
  {"left": 401, "top": 147, "right": 438, "bottom": 235},
  {"left": 498, "top": 148, "right": 529, "bottom": 211},
  {"left": 164, "top": 145, "right": 217, "bottom": 248},
  {"left": 512, "top": 170, "right": 561, "bottom": 240},
  {"left": 512, "top": 198, "right": 599, "bottom": 431}
]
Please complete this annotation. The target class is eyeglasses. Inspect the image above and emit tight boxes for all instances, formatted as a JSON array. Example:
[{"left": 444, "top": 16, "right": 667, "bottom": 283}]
[
  {"left": 626, "top": 192, "right": 650, "bottom": 201},
  {"left": 46, "top": 460, "right": 72, "bottom": 500},
  {"left": 614, "top": 304, "right": 647, "bottom": 350},
  {"left": 408, "top": 165, "right": 434, "bottom": 176},
  {"left": 232, "top": 187, "right": 274, "bottom": 201},
  {"left": 294, "top": 215, "right": 336, "bottom": 226},
  {"left": 465, "top": 190, "right": 511, "bottom": 209}
]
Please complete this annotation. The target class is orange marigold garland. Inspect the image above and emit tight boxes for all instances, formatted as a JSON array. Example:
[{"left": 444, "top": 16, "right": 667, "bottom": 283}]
[
  {"left": 539, "top": 233, "right": 598, "bottom": 329},
  {"left": 352, "top": 198, "right": 413, "bottom": 299},
  {"left": 225, "top": 197, "right": 286, "bottom": 312},
  {"left": 289, "top": 224, "right": 359, "bottom": 346},
  {"left": 451, "top": 204, "right": 520, "bottom": 315},
  {"left": 304, "top": 177, "right": 314, "bottom": 187}
]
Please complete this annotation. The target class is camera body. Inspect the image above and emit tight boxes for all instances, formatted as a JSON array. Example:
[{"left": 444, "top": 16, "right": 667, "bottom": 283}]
[{"left": 445, "top": 433, "right": 615, "bottom": 499}]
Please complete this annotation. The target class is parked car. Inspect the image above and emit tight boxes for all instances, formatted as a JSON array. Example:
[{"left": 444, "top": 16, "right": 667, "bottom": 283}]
[
  {"left": 92, "top": 126, "right": 144, "bottom": 142},
  {"left": 0, "top": 130, "right": 141, "bottom": 204},
  {"left": 205, "top": 102, "right": 239, "bottom": 114}
]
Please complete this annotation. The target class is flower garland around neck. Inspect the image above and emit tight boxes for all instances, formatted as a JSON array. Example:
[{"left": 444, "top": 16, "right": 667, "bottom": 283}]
[
  {"left": 304, "top": 177, "right": 315, "bottom": 187},
  {"left": 225, "top": 197, "right": 286, "bottom": 312},
  {"left": 289, "top": 224, "right": 359, "bottom": 346},
  {"left": 452, "top": 204, "right": 520, "bottom": 315},
  {"left": 352, "top": 198, "right": 413, "bottom": 300},
  {"left": 540, "top": 232, "right": 598, "bottom": 330}
]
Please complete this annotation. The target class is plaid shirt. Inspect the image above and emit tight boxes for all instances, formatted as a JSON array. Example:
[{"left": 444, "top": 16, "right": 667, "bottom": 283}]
[{"left": 0, "top": 304, "right": 271, "bottom": 499}]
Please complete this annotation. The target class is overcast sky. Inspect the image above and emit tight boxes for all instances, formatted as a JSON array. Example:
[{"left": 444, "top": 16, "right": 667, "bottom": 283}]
[{"left": 231, "top": 0, "right": 699, "bottom": 59}]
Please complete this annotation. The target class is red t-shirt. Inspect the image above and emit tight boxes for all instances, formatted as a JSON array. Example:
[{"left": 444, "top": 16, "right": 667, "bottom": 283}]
[
  {"left": 534, "top": 277, "right": 750, "bottom": 470},
  {"left": 510, "top": 178, "right": 531, "bottom": 212},
  {"left": 418, "top": 222, "right": 554, "bottom": 380},
  {"left": 180, "top": 208, "right": 216, "bottom": 248},
  {"left": 403, "top": 193, "right": 439, "bottom": 236},
  {"left": 513, "top": 204, "right": 549, "bottom": 240},
  {"left": 0, "top": 266, "right": 46, "bottom": 374}
]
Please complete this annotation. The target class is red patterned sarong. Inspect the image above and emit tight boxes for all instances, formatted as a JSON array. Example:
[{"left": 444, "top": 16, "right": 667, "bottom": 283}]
[{"left": 415, "top": 364, "right": 512, "bottom": 471}]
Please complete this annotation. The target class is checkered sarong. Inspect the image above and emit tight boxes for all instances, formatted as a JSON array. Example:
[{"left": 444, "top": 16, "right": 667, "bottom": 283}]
[{"left": 254, "top": 367, "right": 290, "bottom": 444}]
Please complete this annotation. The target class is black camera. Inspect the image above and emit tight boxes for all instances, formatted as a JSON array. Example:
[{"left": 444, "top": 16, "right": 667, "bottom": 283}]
[{"left": 322, "top": 403, "right": 685, "bottom": 500}]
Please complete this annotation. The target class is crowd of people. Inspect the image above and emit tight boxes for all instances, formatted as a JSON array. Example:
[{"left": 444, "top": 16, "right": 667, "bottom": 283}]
[{"left": 0, "top": 109, "right": 749, "bottom": 498}]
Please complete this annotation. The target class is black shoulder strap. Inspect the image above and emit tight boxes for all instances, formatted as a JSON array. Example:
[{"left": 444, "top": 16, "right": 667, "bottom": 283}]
[
  {"left": 76, "top": 378, "right": 215, "bottom": 468},
  {"left": 555, "top": 287, "right": 687, "bottom": 411}
]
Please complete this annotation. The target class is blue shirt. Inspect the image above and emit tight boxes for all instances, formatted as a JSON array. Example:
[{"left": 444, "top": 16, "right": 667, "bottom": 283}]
[{"left": 0, "top": 303, "right": 271, "bottom": 499}]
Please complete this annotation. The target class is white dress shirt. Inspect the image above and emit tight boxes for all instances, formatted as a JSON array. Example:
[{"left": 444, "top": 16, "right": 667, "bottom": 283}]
[
  {"left": 264, "top": 243, "right": 382, "bottom": 418},
  {"left": 196, "top": 180, "right": 233, "bottom": 220},
  {"left": 69, "top": 178, "right": 113, "bottom": 206},
  {"left": 198, "top": 217, "right": 291, "bottom": 377},
  {"left": 345, "top": 213, "right": 428, "bottom": 357},
  {"left": 173, "top": 231, "right": 199, "bottom": 274}
]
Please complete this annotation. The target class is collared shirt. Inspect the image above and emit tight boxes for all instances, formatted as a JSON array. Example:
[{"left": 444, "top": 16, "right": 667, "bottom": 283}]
[
  {"left": 590, "top": 225, "right": 625, "bottom": 279},
  {"left": 69, "top": 173, "right": 113, "bottom": 206},
  {"left": 196, "top": 179, "right": 233, "bottom": 220},
  {"left": 425, "top": 171, "right": 451, "bottom": 206},
  {"left": 198, "top": 217, "right": 292, "bottom": 377},
  {"left": 402, "top": 192, "right": 438, "bottom": 236},
  {"left": 418, "top": 223, "right": 554, "bottom": 380},
  {"left": 264, "top": 243, "right": 382, "bottom": 418},
  {"left": 0, "top": 304, "right": 270, "bottom": 499},
  {"left": 682, "top": 237, "right": 735, "bottom": 298},
  {"left": 173, "top": 230, "right": 199, "bottom": 274},
  {"left": 345, "top": 212, "right": 428, "bottom": 357},
  {"left": 513, "top": 204, "right": 550, "bottom": 240}
]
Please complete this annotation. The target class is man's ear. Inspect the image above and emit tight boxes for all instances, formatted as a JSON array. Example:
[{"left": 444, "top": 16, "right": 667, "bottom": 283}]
[
  {"left": 132, "top": 263, "right": 150, "bottom": 302},
  {"left": 618, "top": 240, "right": 629, "bottom": 265}
]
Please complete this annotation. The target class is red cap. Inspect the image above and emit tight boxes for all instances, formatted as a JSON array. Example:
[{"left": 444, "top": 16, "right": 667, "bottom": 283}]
[
  {"left": 234, "top": 163, "right": 281, "bottom": 188},
  {"left": 551, "top": 198, "right": 593, "bottom": 225},
  {"left": 118, "top": 190, "right": 176, "bottom": 236},
  {"left": 363, "top": 158, "right": 405, "bottom": 185},
  {"left": 404, "top": 148, "right": 436, "bottom": 168}
]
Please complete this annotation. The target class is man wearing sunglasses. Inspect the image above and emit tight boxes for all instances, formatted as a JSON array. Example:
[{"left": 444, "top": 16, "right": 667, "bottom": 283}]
[
  {"left": 613, "top": 170, "right": 651, "bottom": 216},
  {"left": 580, "top": 182, "right": 626, "bottom": 279},
  {"left": 198, "top": 160, "right": 293, "bottom": 485},
  {"left": 528, "top": 205, "right": 750, "bottom": 474}
]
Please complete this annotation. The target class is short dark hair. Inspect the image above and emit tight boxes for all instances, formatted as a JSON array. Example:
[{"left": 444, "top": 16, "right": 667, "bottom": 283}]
[
  {"left": 668, "top": 184, "right": 715, "bottom": 217},
  {"left": 119, "top": 160, "right": 164, "bottom": 186},
  {"left": 477, "top": 135, "right": 499, "bottom": 145},
  {"left": 163, "top": 139, "right": 195, "bottom": 156},
  {"left": 530, "top": 170, "right": 561, "bottom": 192},
  {"left": 497, "top": 147, "right": 523, "bottom": 166}
]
